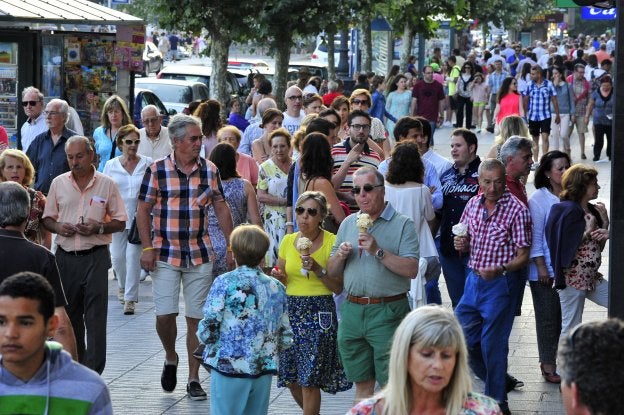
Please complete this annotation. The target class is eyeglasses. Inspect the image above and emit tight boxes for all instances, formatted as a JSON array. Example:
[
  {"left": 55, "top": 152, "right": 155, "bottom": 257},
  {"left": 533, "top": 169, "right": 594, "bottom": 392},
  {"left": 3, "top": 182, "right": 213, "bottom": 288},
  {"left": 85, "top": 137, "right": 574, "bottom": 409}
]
[
  {"left": 123, "top": 139, "right": 141, "bottom": 145},
  {"left": 295, "top": 206, "right": 318, "bottom": 216},
  {"left": 350, "top": 124, "right": 370, "bottom": 131},
  {"left": 351, "top": 99, "right": 368, "bottom": 105},
  {"left": 44, "top": 111, "right": 61, "bottom": 117},
  {"left": 22, "top": 100, "right": 41, "bottom": 107},
  {"left": 287, "top": 95, "right": 303, "bottom": 101},
  {"left": 351, "top": 184, "right": 383, "bottom": 195},
  {"left": 141, "top": 117, "right": 160, "bottom": 124}
]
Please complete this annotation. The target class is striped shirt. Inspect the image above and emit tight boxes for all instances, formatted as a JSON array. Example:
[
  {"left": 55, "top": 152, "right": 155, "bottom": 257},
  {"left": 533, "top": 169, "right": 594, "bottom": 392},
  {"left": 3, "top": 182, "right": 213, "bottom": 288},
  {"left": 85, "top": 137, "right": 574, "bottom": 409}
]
[
  {"left": 460, "top": 191, "right": 532, "bottom": 271},
  {"left": 331, "top": 139, "right": 381, "bottom": 212},
  {"left": 522, "top": 79, "right": 557, "bottom": 121},
  {"left": 139, "top": 153, "right": 224, "bottom": 267}
]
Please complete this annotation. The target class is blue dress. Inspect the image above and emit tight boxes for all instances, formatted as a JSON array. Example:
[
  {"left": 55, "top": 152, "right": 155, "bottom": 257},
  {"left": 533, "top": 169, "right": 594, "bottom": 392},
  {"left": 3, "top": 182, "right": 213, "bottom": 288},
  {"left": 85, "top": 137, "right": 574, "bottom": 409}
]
[
  {"left": 385, "top": 90, "right": 411, "bottom": 139},
  {"left": 208, "top": 178, "right": 247, "bottom": 276}
]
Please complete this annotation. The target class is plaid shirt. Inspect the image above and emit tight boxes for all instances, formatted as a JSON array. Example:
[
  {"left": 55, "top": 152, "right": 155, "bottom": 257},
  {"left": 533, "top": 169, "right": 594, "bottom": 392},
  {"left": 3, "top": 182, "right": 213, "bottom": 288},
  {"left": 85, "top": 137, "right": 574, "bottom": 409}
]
[
  {"left": 522, "top": 79, "right": 557, "bottom": 121},
  {"left": 487, "top": 70, "right": 509, "bottom": 94},
  {"left": 139, "top": 153, "right": 224, "bottom": 267},
  {"left": 460, "top": 191, "right": 532, "bottom": 271}
]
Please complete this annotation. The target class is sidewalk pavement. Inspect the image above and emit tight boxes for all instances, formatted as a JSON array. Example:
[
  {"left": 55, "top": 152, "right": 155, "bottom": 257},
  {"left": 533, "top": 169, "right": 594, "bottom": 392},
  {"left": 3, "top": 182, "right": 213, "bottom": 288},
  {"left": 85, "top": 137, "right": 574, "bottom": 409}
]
[{"left": 102, "top": 124, "right": 610, "bottom": 414}]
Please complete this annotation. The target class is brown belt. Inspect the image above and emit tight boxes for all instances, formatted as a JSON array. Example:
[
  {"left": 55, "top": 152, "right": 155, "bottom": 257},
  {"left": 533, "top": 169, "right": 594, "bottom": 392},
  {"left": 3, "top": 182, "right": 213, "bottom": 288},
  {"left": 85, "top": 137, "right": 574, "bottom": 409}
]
[{"left": 347, "top": 293, "right": 406, "bottom": 305}]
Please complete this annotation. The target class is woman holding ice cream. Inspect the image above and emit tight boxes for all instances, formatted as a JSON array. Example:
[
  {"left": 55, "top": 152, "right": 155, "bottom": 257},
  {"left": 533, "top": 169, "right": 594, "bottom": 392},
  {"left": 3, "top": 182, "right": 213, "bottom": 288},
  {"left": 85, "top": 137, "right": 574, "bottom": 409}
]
[{"left": 272, "top": 191, "right": 351, "bottom": 415}]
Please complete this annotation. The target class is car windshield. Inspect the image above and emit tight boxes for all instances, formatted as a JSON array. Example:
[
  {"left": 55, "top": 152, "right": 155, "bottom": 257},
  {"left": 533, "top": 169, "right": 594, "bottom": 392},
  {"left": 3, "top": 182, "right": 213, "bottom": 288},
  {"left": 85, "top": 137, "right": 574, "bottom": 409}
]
[
  {"left": 139, "top": 83, "right": 192, "bottom": 103},
  {"left": 160, "top": 74, "right": 210, "bottom": 87}
]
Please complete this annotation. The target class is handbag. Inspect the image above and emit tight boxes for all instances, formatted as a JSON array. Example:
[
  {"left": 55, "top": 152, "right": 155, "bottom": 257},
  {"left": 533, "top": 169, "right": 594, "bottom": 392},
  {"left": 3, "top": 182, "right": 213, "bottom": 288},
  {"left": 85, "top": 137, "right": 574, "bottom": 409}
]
[{"left": 128, "top": 216, "right": 142, "bottom": 245}]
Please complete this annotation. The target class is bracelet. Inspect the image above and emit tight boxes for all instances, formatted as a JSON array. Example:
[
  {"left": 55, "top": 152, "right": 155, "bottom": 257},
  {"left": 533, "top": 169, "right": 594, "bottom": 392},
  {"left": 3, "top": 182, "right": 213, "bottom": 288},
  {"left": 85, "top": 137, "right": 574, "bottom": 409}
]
[
  {"left": 285, "top": 222, "right": 294, "bottom": 227},
  {"left": 142, "top": 247, "right": 155, "bottom": 252}
]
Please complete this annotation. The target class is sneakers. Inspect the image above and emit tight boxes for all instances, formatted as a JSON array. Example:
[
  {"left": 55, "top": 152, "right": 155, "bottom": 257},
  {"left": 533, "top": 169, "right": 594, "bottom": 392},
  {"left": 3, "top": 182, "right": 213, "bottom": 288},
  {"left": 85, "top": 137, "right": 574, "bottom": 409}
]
[
  {"left": 505, "top": 373, "right": 524, "bottom": 393},
  {"left": 187, "top": 381, "right": 207, "bottom": 401},
  {"left": 442, "top": 121, "right": 452, "bottom": 127},
  {"left": 118, "top": 288, "right": 124, "bottom": 304},
  {"left": 140, "top": 269, "right": 149, "bottom": 282},
  {"left": 161, "top": 353, "right": 178, "bottom": 392},
  {"left": 124, "top": 301, "right": 136, "bottom": 315}
]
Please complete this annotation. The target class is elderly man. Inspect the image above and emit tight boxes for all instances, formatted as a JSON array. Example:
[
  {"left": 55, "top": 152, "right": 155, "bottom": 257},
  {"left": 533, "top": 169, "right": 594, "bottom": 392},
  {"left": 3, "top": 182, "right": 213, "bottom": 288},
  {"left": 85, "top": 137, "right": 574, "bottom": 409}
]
[
  {"left": 331, "top": 110, "right": 381, "bottom": 213},
  {"left": 282, "top": 85, "right": 304, "bottom": 135},
  {"left": 239, "top": 98, "right": 277, "bottom": 155},
  {"left": 523, "top": 65, "right": 560, "bottom": 165},
  {"left": 453, "top": 159, "right": 531, "bottom": 415},
  {"left": 137, "top": 114, "right": 234, "bottom": 400},
  {"left": 410, "top": 66, "right": 445, "bottom": 141},
  {"left": 19, "top": 86, "right": 47, "bottom": 153},
  {"left": 328, "top": 166, "right": 419, "bottom": 401},
  {"left": 26, "top": 99, "right": 76, "bottom": 195},
  {"left": 0, "top": 182, "right": 77, "bottom": 359},
  {"left": 559, "top": 319, "right": 624, "bottom": 415},
  {"left": 43, "top": 136, "right": 127, "bottom": 374},
  {"left": 138, "top": 105, "right": 171, "bottom": 160}
]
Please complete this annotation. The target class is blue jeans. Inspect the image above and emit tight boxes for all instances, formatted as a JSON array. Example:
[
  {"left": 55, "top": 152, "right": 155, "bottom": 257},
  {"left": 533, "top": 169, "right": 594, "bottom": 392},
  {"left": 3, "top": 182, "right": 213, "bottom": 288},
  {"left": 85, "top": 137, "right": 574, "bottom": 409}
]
[
  {"left": 439, "top": 252, "right": 470, "bottom": 308},
  {"left": 428, "top": 120, "right": 437, "bottom": 146},
  {"left": 509, "top": 267, "right": 528, "bottom": 316},
  {"left": 455, "top": 270, "right": 515, "bottom": 404}
]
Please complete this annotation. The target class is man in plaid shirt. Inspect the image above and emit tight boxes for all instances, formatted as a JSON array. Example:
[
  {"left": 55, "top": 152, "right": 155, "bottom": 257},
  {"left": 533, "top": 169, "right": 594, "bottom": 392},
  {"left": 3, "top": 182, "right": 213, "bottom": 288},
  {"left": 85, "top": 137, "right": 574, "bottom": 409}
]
[
  {"left": 453, "top": 159, "right": 531, "bottom": 415},
  {"left": 523, "top": 65, "right": 560, "bottom": 164},
  {"left": 137, "top": 114, "right": 234, "bottom": 400}
]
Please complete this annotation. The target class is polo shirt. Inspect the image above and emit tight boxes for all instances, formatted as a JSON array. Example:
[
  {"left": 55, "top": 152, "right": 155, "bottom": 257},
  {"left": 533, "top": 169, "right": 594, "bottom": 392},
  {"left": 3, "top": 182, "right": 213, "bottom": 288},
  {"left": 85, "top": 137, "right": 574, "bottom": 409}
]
[
  {"left": 0, "top": 229, "right": 67, "bottom": 307},
  {"left": 26, "top": 127, "right": 76, "bottom": 195},
  {"left": 331, "top": 203, "right": 419, "bottom": 297}
]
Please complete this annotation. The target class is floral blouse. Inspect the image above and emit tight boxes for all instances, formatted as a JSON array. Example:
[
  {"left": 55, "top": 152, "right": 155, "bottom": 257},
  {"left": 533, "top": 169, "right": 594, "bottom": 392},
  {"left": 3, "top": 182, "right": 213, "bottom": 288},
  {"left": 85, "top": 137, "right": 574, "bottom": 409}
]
[
  {"left": 346, "top": 392, "right": 502, "bottom": 415},
  {"left": 564, "top": 237, "right": 603, "bottom": 291},
  {"left": 197, "top": 265, "right": 293, "bottom": 377},
  {"left": 24, "top": 187, "right": 46, "bottom": 244}
]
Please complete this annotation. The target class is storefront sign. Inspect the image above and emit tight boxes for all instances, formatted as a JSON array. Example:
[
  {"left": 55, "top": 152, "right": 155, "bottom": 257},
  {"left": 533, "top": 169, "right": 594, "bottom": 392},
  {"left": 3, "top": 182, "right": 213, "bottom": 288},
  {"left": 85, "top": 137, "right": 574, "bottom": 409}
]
[
  {"left": 531, "top": 12, "right": 565, "bottom": 23},
  {"left": 581, "top": 7, "right": 617, "bottom": 19}
]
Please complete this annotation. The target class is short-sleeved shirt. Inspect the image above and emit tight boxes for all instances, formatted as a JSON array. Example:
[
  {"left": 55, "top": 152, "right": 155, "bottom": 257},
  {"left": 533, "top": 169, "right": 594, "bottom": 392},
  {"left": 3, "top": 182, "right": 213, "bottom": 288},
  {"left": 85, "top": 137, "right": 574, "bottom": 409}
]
[
  {"left": 138, "top": 153, "right": 224, "bottom": 267},
  {"left": 26, "top": 128, "right": 75, "bottom": 195},
  {"left": 138, "top": 127, "right": 172, "bottom": 160},
  {"left": 331, "top": 203, "right": 419, "bottom": 297},
  {"left": 460, "top": 191, "right": 531, "bottom": 271},
  {"left": 278, "top": 230, "right": 335, "bottom": 296},
  {"left": 0, "top": 229, "right": 67, "bottom": 307},
  {"left": 522, "top": 79, "right": 557, "bottom": 121},
  {"left": 282, "top": 112, "right": 304, "bottom": 136},
  {"left": 43, "top": 169, "right": 128, "bottom": 252},
  {"left": 487, "top": 71, "right": 509, "bottom": 95},
  {"left": 331, "top": 139, "right": 381, "bottom": 212},
  {"left": 411, "top": 80, "right": 444, "bottom": 122}
]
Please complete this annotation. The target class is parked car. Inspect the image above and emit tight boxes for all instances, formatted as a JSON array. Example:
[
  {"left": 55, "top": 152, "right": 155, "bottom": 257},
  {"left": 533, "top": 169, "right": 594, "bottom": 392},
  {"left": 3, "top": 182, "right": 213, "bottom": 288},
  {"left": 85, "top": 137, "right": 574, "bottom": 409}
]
[
  {"left": 156, "top": 64, "right": 243, "bottom": 99},
  {"left": 288, "top": 60, "right": 329, "bottom": 82},
  {"left": 142, "top": 41, "right": 164, "bottom": 76},
  {"left": 135, "top": 78, "right": 209, "bottom": 114},
  {"left": 133, "top": 88, "right": 173, "bottom": 129}
]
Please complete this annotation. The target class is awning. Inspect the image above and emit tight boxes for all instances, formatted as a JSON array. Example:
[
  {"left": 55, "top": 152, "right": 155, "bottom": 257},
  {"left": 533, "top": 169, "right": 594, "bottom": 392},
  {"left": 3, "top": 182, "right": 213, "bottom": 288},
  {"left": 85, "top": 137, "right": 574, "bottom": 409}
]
[{"left": 0, "top": 0, "right": 143, "bottom": 25}]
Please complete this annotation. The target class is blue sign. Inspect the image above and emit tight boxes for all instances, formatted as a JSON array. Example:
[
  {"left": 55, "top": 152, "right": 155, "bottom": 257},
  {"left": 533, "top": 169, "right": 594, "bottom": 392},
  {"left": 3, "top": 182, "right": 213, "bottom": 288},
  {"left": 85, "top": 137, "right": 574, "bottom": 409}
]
[{"left": 581, "top": 7, "right": 617, "bottom": 19}]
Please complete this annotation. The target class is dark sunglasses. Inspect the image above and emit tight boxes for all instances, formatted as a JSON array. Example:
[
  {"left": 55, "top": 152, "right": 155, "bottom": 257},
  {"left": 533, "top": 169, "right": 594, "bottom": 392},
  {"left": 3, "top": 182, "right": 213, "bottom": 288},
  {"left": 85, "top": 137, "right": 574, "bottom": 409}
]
[
  {"left": 351, "top": 99, "right": 368, "bottom": 105},
  {"left": 351, "top": 184, "right": 383, "bottom": 195},
  {"left": 123, "top": 139, "right": 141, "bottom": 145},
  {"left": 295, "top": 206, "right": 318, "bottom": 216},
  {"left": 22, "top": 100, "right": 40, "bottom": 107}
]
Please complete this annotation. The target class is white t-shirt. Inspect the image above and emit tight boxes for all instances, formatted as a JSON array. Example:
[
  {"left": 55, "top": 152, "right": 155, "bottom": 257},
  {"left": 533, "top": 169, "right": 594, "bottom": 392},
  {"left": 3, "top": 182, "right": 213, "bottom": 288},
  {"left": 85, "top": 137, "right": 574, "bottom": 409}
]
[{"left": 282, "top": 112, "right": 304, "bottom": 135}]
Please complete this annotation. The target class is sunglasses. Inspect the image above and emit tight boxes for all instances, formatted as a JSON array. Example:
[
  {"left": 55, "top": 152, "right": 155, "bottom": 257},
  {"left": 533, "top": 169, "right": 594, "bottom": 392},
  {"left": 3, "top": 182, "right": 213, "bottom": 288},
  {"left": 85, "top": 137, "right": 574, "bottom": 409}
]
[
  {"left": 351, "top": 184, "right": 383, "bottom": 195},
  {"left": 123, "top": 139, "right": 141, "bottom": 145},
  {"left": 22, "top": 100, "right": 41, "bottom": 107},
  {"left": 352, "top": 99, "right": 368, "bottom": 105},
  {"left": 295, "top": 206, "right": 318, "bottom": 216}
]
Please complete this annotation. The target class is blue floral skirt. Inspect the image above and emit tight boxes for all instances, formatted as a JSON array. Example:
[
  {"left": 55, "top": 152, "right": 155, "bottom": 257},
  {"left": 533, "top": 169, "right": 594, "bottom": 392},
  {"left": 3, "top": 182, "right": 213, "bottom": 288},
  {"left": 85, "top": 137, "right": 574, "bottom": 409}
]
[{"left": 278, "top": 295, "right": 352, "bottom": 394}]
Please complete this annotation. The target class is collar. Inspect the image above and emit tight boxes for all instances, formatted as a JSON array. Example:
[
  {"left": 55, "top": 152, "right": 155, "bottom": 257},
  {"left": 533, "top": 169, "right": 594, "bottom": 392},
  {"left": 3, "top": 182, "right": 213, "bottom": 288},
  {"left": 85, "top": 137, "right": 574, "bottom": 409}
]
[
  {"left": 479, "top": 190, "right": 512, "bottom": 209},
  {"left": 0, "top": 228, "right": 26, "bottom": 240},
  {"left": 169, "top": 151, "right": 203, "bottom": 170},
  {"left": 454, "top": 156, "right": 480, "bottom": 173},
  {"left": 28, "top": 112, "right": 45, "bottom": 125},
  {"left": 343, "top": 138, "right": 371, "bottom": 154},
  {"left": 147, "top": 126, "right": 164, "bottom": 140},
  {"left": 378, "top": 202, "right": 396, "bottom": 221}
]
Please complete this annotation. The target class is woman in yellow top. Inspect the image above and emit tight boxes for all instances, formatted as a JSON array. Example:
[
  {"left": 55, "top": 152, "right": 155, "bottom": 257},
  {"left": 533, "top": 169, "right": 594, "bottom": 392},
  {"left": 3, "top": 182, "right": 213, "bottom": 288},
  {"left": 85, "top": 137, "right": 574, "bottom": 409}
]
[{"left": 272, "top": 191, "right": 351, "bottom": 415}]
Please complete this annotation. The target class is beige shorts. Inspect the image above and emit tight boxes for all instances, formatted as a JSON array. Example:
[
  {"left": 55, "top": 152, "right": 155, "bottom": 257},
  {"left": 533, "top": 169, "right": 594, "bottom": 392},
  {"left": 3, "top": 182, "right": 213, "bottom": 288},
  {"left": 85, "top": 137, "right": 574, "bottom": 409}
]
[
  {"left": 573, "top": 116, "right": 588, "bottom": 134},
  {"left": 152, "top": 261, "right": 213, "bottom": 319}
]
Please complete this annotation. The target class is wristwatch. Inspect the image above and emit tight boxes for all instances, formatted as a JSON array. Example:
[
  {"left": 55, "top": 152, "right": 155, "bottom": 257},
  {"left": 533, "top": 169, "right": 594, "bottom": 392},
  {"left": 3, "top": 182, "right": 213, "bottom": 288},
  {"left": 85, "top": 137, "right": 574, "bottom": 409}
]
[
  {"left": 318, "top": 268, "right": 328, "bottom": 279},
  {"left": 375, "top": 248, "right": 385, "bottom": 260},
  {"left": 501, "top": 264, "right": 508, "bottom": 276},
  {"left": 98, "top": 223, "right": 104, "bottom": 234}
]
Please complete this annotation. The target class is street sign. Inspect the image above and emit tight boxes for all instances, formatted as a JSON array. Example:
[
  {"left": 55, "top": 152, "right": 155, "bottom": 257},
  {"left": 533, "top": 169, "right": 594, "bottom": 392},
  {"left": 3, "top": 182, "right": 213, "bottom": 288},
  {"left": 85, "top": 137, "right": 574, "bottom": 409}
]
[{"left": 581, "top": 7, "right": 617, "bottom": 19}]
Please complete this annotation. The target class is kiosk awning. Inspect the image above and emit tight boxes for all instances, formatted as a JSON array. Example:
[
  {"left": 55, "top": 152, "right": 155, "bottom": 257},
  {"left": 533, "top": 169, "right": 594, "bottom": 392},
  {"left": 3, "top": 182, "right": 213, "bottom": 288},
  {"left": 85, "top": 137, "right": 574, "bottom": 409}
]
[{"left": 0, "top": 0, "right": 143, "bottom": 25}]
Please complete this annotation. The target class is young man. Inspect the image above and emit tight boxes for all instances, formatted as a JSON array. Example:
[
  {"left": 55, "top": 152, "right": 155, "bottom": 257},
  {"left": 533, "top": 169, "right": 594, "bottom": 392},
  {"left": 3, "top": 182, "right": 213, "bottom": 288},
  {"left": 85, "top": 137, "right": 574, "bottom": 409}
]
[{"left": 0, "top": 272, "right": 112, "bottom": 414}]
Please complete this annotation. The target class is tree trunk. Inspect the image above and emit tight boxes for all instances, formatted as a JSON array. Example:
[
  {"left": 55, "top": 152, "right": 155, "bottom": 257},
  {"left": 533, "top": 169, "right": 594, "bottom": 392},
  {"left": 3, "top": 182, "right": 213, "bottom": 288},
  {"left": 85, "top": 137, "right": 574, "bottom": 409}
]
[
  {"left": 327, "top": 29, "right": 336, "bottom": 80},
  {"left": 273, "top": 34, "right": 292, "bottom": 110},
  {"left": 401, "top": 23, "right": 416, "bottom": 72},
  {"left": 361, "top": 18, "right": 372, "bottom": 73},
  {"left": 209, "top": 33, "right": 231, "bottom": 115}
]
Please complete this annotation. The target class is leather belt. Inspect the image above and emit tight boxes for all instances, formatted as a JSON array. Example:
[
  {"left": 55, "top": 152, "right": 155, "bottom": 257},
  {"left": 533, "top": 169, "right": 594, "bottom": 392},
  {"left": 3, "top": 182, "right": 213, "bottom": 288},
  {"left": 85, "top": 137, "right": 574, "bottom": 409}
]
[
  {"left": 58, "top": 245, "right": 106, "bottom": 257},
  {"left": 347, "top": 293, "right": 406, "bottom": 305}
]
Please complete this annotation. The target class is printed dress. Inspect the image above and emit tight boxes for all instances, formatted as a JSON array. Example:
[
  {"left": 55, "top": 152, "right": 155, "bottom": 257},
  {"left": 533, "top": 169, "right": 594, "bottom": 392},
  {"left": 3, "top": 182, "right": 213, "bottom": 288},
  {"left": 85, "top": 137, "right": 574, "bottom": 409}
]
[
  {"left": 346, "top": 392, "right": 502, "bottom": 415},
  {"left": 257, "top": 158, "right": 289, "bottom": 267},
  {"left": 208, "top": 178, "right": 247, "bottom": 276}
]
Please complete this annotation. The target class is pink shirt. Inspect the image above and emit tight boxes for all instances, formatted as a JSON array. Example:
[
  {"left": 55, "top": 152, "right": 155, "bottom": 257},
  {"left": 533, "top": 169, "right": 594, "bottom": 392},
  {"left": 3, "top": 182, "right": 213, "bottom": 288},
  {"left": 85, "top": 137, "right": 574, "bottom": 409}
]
[
  {"left": 236, "top": 152, "right": 258, "bottom": 187},
  {"left": 43, "top": 169, "right": 128, "bottom": 251},
  {"left": 497, "top": 93, "right": 521, "bottom": 124}
]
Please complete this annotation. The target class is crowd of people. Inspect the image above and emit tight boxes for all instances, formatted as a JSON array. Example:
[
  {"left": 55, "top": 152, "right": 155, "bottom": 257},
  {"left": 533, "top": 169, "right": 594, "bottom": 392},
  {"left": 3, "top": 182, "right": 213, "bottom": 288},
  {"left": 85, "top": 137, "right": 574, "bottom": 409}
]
[{"left": 0, "top": 31, "right": 617, "bottom": 414}]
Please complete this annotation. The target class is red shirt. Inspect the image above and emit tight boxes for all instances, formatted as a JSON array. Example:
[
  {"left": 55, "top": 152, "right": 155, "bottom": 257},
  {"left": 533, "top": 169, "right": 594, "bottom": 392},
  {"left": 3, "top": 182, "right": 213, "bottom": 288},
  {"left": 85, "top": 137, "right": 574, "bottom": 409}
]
[
  {"left": 322, "top": 92, "right": 343, "bottom": 107},
  {"left": 460, "top": 191, "right": 532, "bottom": 271},
  {"left": 411, "top": 80, "right": 444, "bottom": 122},
  {"left": 505, "top": 175, "right": 528, "bottom": 206}
]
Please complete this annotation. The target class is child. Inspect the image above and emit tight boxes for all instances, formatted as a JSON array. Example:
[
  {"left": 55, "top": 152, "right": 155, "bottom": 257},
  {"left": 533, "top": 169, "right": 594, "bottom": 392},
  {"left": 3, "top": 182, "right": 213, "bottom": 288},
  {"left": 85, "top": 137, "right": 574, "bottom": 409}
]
[
  {"left": 197, "top": 224, "right": 293, "bottom": 415},
  {"left": 471, "top": 72, "right": 490, "bottom": 133}
]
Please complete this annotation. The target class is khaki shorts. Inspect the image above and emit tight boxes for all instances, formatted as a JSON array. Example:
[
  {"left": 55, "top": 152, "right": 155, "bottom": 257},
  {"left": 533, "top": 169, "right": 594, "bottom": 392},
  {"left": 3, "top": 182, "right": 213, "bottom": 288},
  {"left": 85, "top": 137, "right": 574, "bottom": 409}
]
[
  {"left": 152, "top": 261, "right": 213, "bottom": 319},
  {"left": 337, "top": 298, "right": 410, "bottom": 385},
  {"left": 573, "top": 116, "right": 588, "bottom": 134}
]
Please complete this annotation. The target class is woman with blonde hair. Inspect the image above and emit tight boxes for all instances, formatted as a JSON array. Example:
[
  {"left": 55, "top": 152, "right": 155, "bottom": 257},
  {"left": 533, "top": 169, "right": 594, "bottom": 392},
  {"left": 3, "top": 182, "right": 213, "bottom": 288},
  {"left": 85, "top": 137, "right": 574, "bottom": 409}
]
[
  {"left": 93, "top": 95, "right": 131, "bottom": 171},
  {"left": 347, "top": 305, "right": 501, "bottom": 415},
  {"left": 486, "top": 115, "right": 529, "bottom": 160}
]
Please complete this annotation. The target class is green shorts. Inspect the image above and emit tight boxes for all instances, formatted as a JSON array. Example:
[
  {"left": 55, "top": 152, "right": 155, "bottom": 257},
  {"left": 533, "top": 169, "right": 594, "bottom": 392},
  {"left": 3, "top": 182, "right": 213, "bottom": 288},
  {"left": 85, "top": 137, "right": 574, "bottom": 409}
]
[
  {"left": 473, "top": 101, "right": 487, "bottom": 107},
  {"left": 337, "top": 298, "right": 410, "bottom": 385}
]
